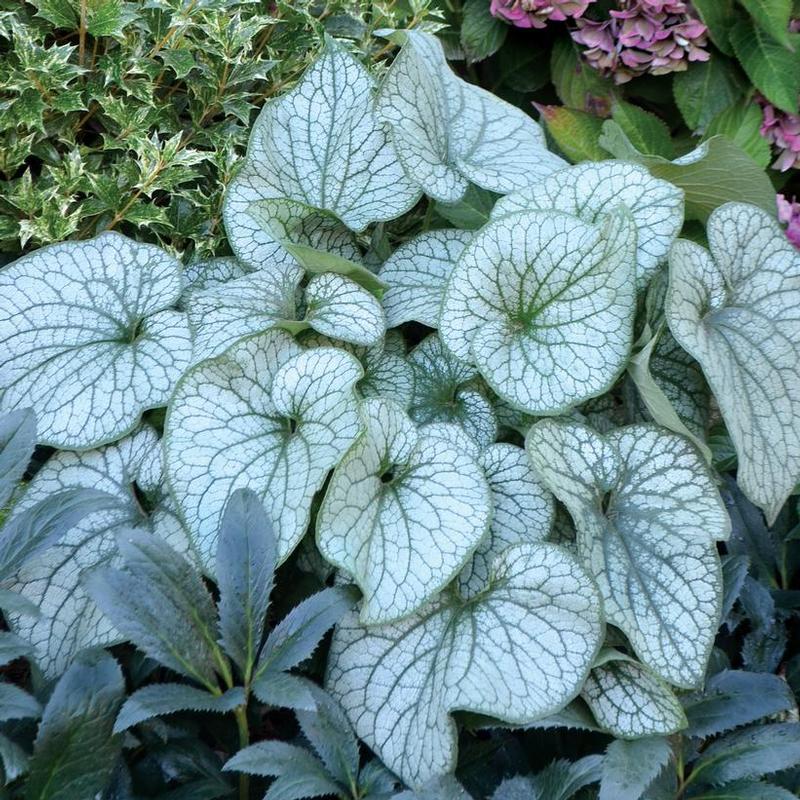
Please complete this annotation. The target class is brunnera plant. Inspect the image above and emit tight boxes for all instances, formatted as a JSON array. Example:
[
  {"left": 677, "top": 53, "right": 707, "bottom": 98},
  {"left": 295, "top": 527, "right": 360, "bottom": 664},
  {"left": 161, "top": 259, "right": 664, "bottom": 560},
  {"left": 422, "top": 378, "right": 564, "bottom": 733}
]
[{"left": 0, "top": 26, "right": 799, "bottom": 799}]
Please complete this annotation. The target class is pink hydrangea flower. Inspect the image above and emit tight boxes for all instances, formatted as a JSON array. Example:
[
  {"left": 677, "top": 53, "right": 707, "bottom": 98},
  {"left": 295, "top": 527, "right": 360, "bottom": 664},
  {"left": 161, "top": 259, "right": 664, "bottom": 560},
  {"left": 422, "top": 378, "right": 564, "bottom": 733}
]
[
  {"left": 758, "top": 97, "right": 800, "bottom": 172},
  {"left": 490, "top": 0, "right": 595, "bottom": 29},
  {"left": 777, "top": 194, "right": 800, "bottom": 249},
  {"left": 571, "top": 0, "right": 709, "bottom": 83}
]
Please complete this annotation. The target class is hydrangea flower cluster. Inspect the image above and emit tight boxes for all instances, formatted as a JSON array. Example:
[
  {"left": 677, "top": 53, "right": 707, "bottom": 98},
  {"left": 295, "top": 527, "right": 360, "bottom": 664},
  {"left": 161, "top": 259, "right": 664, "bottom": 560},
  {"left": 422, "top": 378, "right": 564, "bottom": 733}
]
[
  {"left": 758, "top": 97, "right": 800, "bottom": 172},
  {"left": 490, "top": 0, "right": 594, "bottom": 29},
  {"left": 571, "top": 0, "right": 709, "bottom": 83},
  {"left": 778, "top": 194, "right": 800, "bottom": 249}
]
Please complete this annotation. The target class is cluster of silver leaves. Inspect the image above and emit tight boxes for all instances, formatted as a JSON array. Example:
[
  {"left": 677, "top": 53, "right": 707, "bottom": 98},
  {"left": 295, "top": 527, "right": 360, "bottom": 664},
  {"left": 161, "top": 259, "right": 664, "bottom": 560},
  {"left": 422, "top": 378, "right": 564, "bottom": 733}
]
[{"left": 1, "top": 28, "right": 799, "bottom": 791}]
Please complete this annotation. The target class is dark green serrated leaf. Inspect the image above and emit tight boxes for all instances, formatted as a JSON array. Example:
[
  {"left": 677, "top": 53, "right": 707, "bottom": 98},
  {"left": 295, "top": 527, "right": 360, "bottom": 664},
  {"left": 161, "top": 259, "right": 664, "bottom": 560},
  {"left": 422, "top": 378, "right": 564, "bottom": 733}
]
[
  {"left": 216, "top": 488, "right": 276, "bottom": 677},
  {"left": 740, "top": 0, "right": 794, "bottom": 48},
  {"left": 550, "top": 36, "right": 614, "bottom": 114},
  {"left": 729, "top": 17, "right": 800, "bottom": 113},
  {"left": 599, "top": 737, "right": 672, "bottom": 800},
  {"left": 86, "top": 528, "right": 222, "bottom": 688},
  {"left": 26, "top": 651, "right": 124, "bottom": 800},
  {"left": 532, "top": 755, "right": 603, "bottom": 800},
  {"left": 0, "top": 631, "right": 34, "bottom": 667},
  {"left": 686, "top": 781, "right": 798, "bottom": 800},
  {"left": 538, "top": 105, "right": 609, "bottom": 162},
  {"left": 612, "top": 101, "right": 674, "bottom": 158},
  {"left": 114, "top": 684, "right": 245, "bottom": 733},
  {"left": 691, "top": 0, "right": 736, "bottom": 53},
  {"left": 683, "top": 670, "right": 796, "bottom": 738},
  {"left": 704, "top": 101, "right": 772, "bottom": 167},
  {"left": 692, "top": 723, "right": 800, "bottom": 786},
  {"left": 461, "top": 0, "right": 507, "bottom": 63},
  {"left": 0, "top": 683, "right": 41, "bottom": 723},
  {"left": 673, "top": 57, "right": 746, "bottom": 131}
]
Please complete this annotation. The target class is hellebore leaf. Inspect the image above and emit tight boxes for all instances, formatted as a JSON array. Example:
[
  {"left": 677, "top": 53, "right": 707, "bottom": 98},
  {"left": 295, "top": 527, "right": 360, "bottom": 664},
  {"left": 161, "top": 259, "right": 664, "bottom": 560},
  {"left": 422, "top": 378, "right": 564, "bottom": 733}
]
[
  {"left": 166, "top": 330, "right": 362, "bottom": 569},
  {"left": 440, "top": 209, "right": 636, "bottom": 415},
  {"left": 493, "top": 161, "right": 684, "bottom": 290},
  {"left": 0, "top": 232, "right": 191, "bottom": 450},
  {"left": 326, "top": 543, "right": 603, "bottom": 788},
  {"left": 316, "top": 398, "right": 491, "bottom": 624},
  {"left": 666, "top": 202, "right": 800, "bottom": 523},
  {"left": 527, "top": 420, "right": 729, "bottom": 686},
  {"left": 376, "top": 30, "right": 566, "bottom": 203},
  {"left": 0, "top": 408, "right": 35, "bottom": 508}
]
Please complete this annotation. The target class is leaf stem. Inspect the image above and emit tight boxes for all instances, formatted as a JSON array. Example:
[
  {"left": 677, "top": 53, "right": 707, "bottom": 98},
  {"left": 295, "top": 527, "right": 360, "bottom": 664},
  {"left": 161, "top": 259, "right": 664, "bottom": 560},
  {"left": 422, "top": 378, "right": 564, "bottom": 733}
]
[
  {"left": 234, "top": 706, "right": 250, "bottom": 800},
  {"left": 78, "top": 0, "right": 88, "bottom": 66}
]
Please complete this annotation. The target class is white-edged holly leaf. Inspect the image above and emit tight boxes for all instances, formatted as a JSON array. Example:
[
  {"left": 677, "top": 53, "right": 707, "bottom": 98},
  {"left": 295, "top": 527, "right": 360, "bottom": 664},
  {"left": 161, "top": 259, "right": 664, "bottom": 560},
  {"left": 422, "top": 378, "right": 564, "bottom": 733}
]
[
  {"left": 2, "top": 427, "right": 190, "bottom": 676},
  {"left": 0, "top": 408, "right": 35, "bottom": 508},
  {"left": 379, "top": 229, "right": 473, "bottom": 328},
  {"left": 216, "top": 489, "right": 277, "bottom": 676},
  {"left": 599, "top": 737, "right": 672, "bottom": 800},
  {"left": 440, "top": 209, "right": 636, "bottom": 415},
  {"left": 683, "top": 670, "right": 798, "bottom": 739},
  {"left": 0, "top": 232, "right": 191, "bottom": 450},
  {"left": 301, "top": 332, "right": 415, "bottom": 409},
  {"left": 493, "top": 162, "right": 684, "bottom": 290},
  {"left": 692, "top": 723, "right": 800, "bottom": 786},
  {"left": 376, "top": 29, "right": 566, "bottom": 203},
  {"left": 582, "top": 659, "right": 687, "bottom": 738},
  {"left": 223, "top": 37, "right": 419, "bottom": 266},
  {"left": 527, "top": 420, "right": 729, "bottom": 687},
  {"left": 666, "top": 202, "right": 800, "bottom": 524},
  {"left": 316, "top": 398, "right": 490, "bottom": 624},
  {"left": 304, "top": 273, "right": 385, "bottom": 346},
  {"left": 186, "top": 266, "right": 302, "bottom": 363},
  {"left": 114, "top": 685, "right": 245, "bottom": 733},
  {"left": 408, "top": 334, "right": 497, "bottom": 447},
  {"left": 166, "top": 330, "right": 363, "bottom": 569},
  {"left": 459, "top": 442, "right": 554, "bottom": 597},
  {"left": 26, "top": 651, "right": 125, "bottom": 800},
  {"left": 326, "top": 543, "right": 604, "bottom": 788}
]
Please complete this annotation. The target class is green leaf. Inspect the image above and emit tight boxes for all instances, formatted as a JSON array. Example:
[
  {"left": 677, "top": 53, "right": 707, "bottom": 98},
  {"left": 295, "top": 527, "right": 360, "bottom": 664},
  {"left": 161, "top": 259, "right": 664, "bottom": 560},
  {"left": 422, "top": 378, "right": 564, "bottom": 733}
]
[
  {"left": 740, "top": 0, "right": 794, "bottom": 48},
  {"left": 0, "top": 684, "right": 41, "bottom": 723},
  {"left": 316, "top": 398, "right": 490, "bottom": 624},
  {"left": 380, "top": 230, "right": 473, "bottom": 328},
  {"left": 376, "top": 29, "right": 565, "bottom": 203},
  {"left": 255, "top": 586, "right": 356, "bottom": 677},
  {"left": 600, "top": 121, "right": 776, "bottom": 221},
  {"left": 0, "top": 631, "right": 33, "bottom": 667},
  {"left": 30, "top": 0, "right": 78, "bottom": 29},
  {"left": 114, "top": 685, "right": 245, "bottom": 733},
  {"left": 282, "top": 243, "right": 387, "bottom": 299},
  {"left": 599, "top": 737, "right": 672, "bottom": 800},
  {"left": 327, "top": 543, "right": 603, "bottom": 788},
  {"left": 493, "top": 161, "right": 683, "bottom": 290},
  {"left": 434, "top": 185, "right": 499, "bottom": 230},
  {"left": 86, "top": 528, "right": 222, "bottom": 688},
  {"left": 683, "top": 670, "right": 796, "bottom": 738},
  {"left": 461, "top": 0, "right": 507, "bottom": 63},
  {"left": 729, "top": 17, "right": 800, "bottom": 113},
  {"left": 704, "top": 101, "right": 772, "bottom": 168},
  {"left": 686, "top": 781, "right": 798, "bottom": 799},
  {"left": 0, "top": 232, "right": 191, "bottom": 449},
  {"left": 531, "top": 755, "right": 603, "bottom": 800},
  {"left": 223, "top": 37, "right": 419, "bottom": 263},
  {"left": 550, "top": 37, "right": 614, "bottom": 113},
  {"left": 165, "top": 331, "right": 362, "bottom": 568},
  {"left": 216, "top": 489, "right": 276, "bottom": 677},
  {"left": 612, "top": 101, "right": 674, "bottom": 158},
  {"left": 26, "top": 651, "right": 124, "bottom": 800},
  {"left": 536, "top": 105, "right": 609, "bottom": 163},
  {"left": 691, "top": 0, "right": 736, "bottom": 53},
  {"left": 0, "top": 408, "right": 35, "bottom": 508},
  {"left": 84, "top": 0, "right": 128, "bottom": 37},
  {"left": 440, "top": 208, "right": 636, "bottom": 414},
  {"left": 408, "top": 334, "right": 497, "bottom": 447},
  {"left": 582, "top": 659, "right": 687, "bottom": 738},
  {"left": 673, "top": 57, "right": 746, "bottom": 132},
  {"left": 0, "top": 732, "right": 29, "bottom": 784},
  {"left": 666, "top": 203, "right": 800, "bottom": 523},
  {"left": 692, "top": 723, "right": 800, "bottom": 785},
  {"left": 527, "top": 421, "right": 729, "bottom": 686}
]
